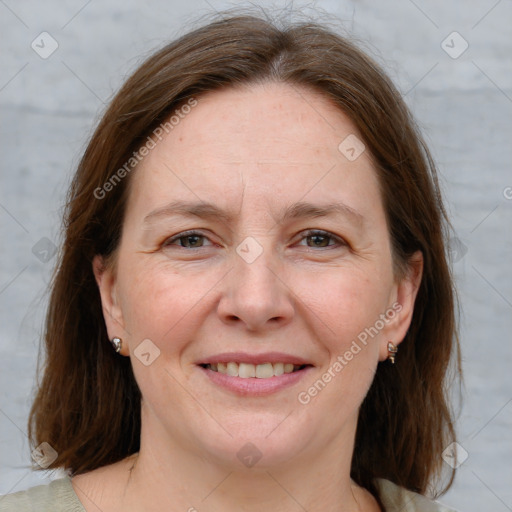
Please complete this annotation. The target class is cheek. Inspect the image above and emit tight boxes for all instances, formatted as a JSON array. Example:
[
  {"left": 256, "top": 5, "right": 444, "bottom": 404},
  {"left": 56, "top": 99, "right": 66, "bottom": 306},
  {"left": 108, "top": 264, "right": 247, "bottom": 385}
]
[
  {"left": 115, "top": 264, "right": 208, "bottom": 410},
  {"left": 294, "top": 272, "right": 385, "bottom": 414},
  {"left": 294, "top": 266, "right": 392, "bottom": 347},
  {"left": 293, "top": 267, "right": 391, "bottom": 397},
  {"left": 116, "top": 259, "right": 221, "bottom": 351}
]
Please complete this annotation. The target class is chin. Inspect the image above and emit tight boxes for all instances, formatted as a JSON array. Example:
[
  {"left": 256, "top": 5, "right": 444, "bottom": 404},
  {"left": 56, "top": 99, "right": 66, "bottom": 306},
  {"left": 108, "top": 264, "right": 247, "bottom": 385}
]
[{"left": 190, "top": 414, "right": 316, "bottom": 470}]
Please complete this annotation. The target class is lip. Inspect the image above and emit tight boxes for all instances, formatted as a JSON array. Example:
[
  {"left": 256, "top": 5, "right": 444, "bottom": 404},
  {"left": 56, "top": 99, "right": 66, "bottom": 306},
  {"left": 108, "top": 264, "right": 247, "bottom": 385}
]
[
  {"left": 198, "top": 363, "right": 314, "bottom": 397},
  {"left": 197, "top": 351, "right": 313, "bottom": 366}
]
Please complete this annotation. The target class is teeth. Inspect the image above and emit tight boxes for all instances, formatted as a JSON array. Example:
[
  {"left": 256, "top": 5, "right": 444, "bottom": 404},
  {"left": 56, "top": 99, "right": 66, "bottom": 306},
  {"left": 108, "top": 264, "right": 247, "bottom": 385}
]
[
  {"left": 226, "top": 362, "right": 239, "bottom": 377},
  {"left": 273, "top": 362, "right": 284, "bottom": 376},
  {"left": 255, "top": 363, "right": 274, "bottom": 378},
  {"left": 206, "top": 362, "right": 304, "bottom": 378},
  {"left": 239, "top": 363, "right": 255, "bottom": 378}
]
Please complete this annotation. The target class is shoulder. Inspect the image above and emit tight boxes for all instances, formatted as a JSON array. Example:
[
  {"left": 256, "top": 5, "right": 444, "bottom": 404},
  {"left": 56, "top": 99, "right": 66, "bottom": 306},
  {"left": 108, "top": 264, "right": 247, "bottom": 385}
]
[
  {"left": 375, "top": 479, "right": 458, "bottom": 512},
  {"left": 0, "top": 477, "right": 85, "bottom": 512}
]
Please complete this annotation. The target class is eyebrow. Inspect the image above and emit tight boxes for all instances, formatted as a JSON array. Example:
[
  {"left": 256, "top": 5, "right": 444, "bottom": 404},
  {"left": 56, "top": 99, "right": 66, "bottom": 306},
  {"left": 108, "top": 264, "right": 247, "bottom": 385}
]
[{"left": 143, "top": 199, "right": 364, "bottom": 226}]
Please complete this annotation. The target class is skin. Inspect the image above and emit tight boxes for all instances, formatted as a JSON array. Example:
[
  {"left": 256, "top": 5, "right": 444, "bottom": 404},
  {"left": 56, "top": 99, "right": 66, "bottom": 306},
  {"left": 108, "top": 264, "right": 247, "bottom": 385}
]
[{"left": 74, "top": 82, "right": 423, "bottom": 512}]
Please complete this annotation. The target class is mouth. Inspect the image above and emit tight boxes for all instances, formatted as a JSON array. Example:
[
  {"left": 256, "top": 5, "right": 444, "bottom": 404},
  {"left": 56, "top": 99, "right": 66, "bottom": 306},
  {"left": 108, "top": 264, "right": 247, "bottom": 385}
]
[
  {"left": 199, "top": 362, "right": 311, "bottom": 379},
  {"left": 197, "top": 354, "right": 314, "bottom": 396}
]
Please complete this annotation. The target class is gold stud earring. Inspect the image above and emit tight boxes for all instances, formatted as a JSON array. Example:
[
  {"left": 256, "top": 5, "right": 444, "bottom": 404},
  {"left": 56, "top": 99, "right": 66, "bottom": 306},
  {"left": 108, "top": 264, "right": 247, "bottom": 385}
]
[
  {"left": 387, "top": 341, "right": 398, "bottom": 364},
  {"left": 110, "top": 337, "right": 122, "bottom": 353}
]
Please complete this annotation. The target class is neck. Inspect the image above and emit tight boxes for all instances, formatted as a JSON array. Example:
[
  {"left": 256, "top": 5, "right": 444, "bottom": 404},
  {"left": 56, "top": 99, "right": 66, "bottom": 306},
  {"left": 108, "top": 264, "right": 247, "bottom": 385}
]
[{"left": 119, "top": 411, "right": 379, "bottom": 512}]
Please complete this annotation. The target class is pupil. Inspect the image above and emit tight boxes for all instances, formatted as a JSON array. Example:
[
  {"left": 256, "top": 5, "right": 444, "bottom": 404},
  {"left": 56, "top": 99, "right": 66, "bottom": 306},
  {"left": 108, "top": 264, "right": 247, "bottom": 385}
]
[
  {"left": 309, "top": 235, "right": 328, "bottom": 247},
  {"left": 184, "top": 235, "right": 202, "bottom": 247}
]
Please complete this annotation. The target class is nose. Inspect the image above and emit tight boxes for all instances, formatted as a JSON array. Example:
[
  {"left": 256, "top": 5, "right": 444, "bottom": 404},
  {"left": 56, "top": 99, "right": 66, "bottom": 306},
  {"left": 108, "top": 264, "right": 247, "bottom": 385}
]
[{"left": 217, "top": 247, "right": 295, "bottom": 332}]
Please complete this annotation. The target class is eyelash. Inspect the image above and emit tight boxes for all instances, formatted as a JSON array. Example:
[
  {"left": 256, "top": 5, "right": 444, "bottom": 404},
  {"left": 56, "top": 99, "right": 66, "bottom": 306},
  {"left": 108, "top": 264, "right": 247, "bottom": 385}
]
[{"left": 163, "top": 229, "right": 347, "bottom": 250}]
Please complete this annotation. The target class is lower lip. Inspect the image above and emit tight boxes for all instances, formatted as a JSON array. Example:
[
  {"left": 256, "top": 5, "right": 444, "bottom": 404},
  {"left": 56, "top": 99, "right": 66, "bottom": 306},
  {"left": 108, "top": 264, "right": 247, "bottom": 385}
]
[{"left": 199, "top": 366, "right": 313, "bottom": 396}]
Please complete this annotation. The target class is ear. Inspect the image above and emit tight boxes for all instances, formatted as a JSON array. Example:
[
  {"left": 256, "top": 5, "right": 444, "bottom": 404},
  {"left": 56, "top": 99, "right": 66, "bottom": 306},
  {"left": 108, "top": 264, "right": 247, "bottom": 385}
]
[
  {"left": 379, "top": 251, "right": 423, "bottom": 361},
  {"left": 92, "top": 255, "right": 129, "bottom": 356}
]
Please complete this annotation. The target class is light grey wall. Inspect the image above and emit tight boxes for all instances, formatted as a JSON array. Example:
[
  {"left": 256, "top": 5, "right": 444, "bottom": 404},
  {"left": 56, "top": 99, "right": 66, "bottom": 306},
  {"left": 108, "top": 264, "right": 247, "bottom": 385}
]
[{"left": 1, "top": 1, "right": 511, "bottom": 510}]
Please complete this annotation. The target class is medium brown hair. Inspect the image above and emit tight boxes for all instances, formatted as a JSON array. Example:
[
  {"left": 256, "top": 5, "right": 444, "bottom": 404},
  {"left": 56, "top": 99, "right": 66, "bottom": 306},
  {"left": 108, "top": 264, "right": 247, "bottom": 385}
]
[{"left": 28, "top": 10, "right": 460, "bottom": 499}]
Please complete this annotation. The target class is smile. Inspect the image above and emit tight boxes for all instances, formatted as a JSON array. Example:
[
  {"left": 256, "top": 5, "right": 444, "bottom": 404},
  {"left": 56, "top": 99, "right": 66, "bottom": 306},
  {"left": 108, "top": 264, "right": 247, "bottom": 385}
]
[{"left": 200, "top": 362, "right": 309, "bottom": 379}]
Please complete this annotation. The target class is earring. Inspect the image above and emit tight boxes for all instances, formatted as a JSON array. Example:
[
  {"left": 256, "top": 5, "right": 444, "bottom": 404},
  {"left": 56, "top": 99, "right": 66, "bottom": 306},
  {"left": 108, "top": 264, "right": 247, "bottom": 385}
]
[
  {"left": 387, "top": 341, "right": 398, "bottom": 364},
  {"left": 110, "top": 337, "right": 122, "bottom": 353}
]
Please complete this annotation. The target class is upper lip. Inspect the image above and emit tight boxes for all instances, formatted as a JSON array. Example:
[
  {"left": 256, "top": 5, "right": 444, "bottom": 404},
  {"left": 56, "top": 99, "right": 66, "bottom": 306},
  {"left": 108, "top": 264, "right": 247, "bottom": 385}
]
[{"left": 198, "top": 352, "right": 313, "bottom": 366}]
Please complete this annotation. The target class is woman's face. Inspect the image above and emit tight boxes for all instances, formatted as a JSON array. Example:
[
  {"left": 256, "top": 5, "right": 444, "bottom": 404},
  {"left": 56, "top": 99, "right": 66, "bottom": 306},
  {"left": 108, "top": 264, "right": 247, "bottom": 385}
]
[{"left": 95, "top": 82, "right": 421, "bottom": 469}]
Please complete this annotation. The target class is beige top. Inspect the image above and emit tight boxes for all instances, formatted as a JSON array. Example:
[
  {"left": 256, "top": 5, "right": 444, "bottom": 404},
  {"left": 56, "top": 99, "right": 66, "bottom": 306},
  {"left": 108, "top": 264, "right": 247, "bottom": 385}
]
[{"left": 0, "top": 476, "right": 457, "bottom": 511}]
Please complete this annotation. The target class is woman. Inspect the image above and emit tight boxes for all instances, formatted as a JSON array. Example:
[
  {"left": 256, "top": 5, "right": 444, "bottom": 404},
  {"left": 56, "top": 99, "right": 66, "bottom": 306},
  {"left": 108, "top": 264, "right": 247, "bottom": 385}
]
[{"left": 0, "top": 11, "right": 460, "bottom": 512}]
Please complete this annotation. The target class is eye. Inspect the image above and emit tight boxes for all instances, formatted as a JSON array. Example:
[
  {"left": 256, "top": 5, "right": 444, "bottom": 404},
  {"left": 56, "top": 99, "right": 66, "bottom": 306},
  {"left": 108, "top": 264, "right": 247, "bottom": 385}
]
[
  {"left": 163, "top": 230, "right": 213, "bottom": 249},
  {"left": 297, "top": 230, "right": 346, "bottom": 249}
]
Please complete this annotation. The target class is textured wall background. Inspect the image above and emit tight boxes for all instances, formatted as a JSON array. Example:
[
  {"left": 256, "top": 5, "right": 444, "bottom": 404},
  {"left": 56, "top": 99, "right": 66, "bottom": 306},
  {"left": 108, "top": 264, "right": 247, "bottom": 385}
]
[{"left": 1, "top": 1, "right": 511, "bottom": 510}]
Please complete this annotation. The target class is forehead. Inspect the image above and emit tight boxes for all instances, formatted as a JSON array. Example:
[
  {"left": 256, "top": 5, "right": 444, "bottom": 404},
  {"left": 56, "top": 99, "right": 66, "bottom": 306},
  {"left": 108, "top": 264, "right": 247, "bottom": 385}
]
[
  {"left": 169, "top": 82, "right": 355, "bottom": 161},
  {"left": 127, "top": 82, "right": 381, "bottom": 217}
]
